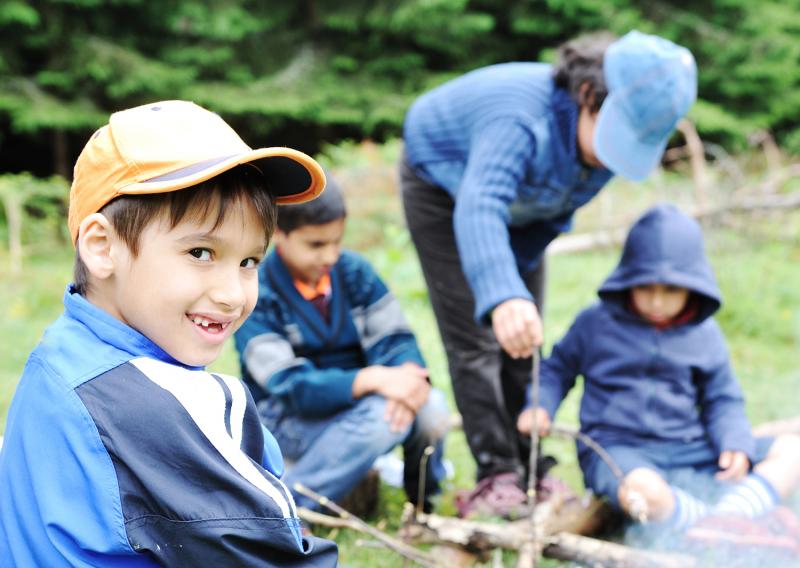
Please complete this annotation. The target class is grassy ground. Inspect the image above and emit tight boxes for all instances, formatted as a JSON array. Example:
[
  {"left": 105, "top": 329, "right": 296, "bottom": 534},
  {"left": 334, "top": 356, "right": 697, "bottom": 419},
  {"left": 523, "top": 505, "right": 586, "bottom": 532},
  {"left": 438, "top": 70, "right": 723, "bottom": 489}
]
[{"left": 1, "top": 157, "right": 799, "bottom": 565}]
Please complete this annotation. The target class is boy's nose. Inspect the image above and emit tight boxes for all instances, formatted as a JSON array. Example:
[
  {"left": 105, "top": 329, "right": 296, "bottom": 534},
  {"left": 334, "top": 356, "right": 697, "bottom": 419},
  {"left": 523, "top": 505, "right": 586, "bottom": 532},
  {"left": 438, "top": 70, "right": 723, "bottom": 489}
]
[
  {"left": 209, "top": 273, "right": 247, "bottom": 309},
  {"left": 322, "top": 245, "right": 339, "bottom": 265}
]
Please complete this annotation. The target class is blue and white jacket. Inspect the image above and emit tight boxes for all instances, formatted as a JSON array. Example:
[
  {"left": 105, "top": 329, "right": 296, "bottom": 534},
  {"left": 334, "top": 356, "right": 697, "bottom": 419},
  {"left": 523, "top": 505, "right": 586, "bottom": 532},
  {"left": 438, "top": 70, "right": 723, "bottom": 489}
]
[
  {"left": 403, "top": 62, "right": 613, "bottom": 321},
  {"left": 234, "top": 250, "right": 425, "bottom": 417},
  {"left": 530, "top": 204, "right": 755, "bottom": 461},
  {"left": 0, "top": 287, "right": 338, "bottom": 567}
]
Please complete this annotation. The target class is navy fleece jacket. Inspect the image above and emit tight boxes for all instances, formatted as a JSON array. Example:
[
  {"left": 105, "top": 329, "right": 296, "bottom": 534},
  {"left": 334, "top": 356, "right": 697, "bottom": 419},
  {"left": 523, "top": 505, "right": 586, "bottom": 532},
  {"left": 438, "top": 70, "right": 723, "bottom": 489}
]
[{"left": 530, "top": 204, "right": 755, "bottom": 460}]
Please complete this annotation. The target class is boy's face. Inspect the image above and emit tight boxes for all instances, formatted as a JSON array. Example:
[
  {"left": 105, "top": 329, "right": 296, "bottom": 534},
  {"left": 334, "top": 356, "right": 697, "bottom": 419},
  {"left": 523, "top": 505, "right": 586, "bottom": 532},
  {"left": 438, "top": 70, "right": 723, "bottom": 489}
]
[
  {"left": 631, "top": 283, "right": 690, "bottom": 325},
  {"left": 274, "top": 218, "right": 345, "bottom": 286},
  {"left": 102, "top": 200, "right": 267, "bottom": 367}
]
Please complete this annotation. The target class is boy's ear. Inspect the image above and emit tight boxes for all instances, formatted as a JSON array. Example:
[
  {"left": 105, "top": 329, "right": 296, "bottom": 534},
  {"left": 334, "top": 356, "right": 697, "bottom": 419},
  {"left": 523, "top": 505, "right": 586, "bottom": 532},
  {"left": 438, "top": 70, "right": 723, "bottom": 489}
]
[
  {"left": 272, "top": 228, "right": 287, "bottom": 244},
  {"left": 77, "top": 213, "right": 118, "bottom": 280},
  {"left": 578, "top": 81, "right": 597, "bottom": 110}
]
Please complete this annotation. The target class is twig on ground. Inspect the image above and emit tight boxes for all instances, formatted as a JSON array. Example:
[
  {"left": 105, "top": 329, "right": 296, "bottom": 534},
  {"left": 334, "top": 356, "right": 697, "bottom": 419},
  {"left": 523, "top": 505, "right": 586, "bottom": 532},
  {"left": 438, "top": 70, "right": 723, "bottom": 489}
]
[
  {"left": 547, "top": 168, "right": 800, "bottom": 256},
  {"left": 294, "top": 482, "right": 441, "bottom": 568},
  {"left": 753, "top": 415, "right": 800, "bottom": 437}
]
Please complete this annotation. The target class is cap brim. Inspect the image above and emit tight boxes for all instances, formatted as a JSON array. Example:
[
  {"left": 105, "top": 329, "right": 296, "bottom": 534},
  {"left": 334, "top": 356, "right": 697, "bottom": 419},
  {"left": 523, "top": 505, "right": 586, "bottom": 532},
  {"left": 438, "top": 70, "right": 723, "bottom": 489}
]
[
  {"left": 119, "top": 147, "right": 325, "bottom": 204},
  {"left": 594, "top": 92, "right": 668, "bottom": 182}
]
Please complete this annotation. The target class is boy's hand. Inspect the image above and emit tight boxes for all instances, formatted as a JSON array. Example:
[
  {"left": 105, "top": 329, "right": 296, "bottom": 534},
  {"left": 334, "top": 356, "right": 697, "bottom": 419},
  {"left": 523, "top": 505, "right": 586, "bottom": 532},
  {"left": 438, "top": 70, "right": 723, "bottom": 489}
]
[
  {"left": 492, "top": 299, "right": 543, "bottom": 359},
  {"left": 716, "top": 450, "right": 750, "bottom": 481},
  {"left": 353, "top": 362, "right": 431, "bottom": 412},
  {"left": 384, "top": 399, "right": 416, "bottom": 433},
  {"left": 516, "top": 407, "right": 551, "bottom": 437}
]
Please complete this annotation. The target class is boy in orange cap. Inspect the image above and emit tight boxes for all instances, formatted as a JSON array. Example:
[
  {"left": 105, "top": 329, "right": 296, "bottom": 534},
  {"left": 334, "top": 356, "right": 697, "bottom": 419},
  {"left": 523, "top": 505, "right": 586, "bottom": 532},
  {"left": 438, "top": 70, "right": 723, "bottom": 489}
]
[{"left": 0, "top": 100, "right": 338, "bottom": 567}]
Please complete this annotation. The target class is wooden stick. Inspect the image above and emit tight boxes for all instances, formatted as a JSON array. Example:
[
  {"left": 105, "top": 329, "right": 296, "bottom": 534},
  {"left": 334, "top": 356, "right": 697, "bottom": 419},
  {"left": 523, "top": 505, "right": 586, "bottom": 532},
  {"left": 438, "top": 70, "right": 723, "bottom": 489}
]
[
  {"left": 547, "top": 173, "right": 800, "bottom": 256},
  {"left": 753, "top": 415, "right": 800, "bottom": 437},
  {"left": 293, "top": 483, "right": 441, "bottom": 568},
  {"left": 519, "top": 350, "right": 542, "bottom": 568},
  {"left": 298, "top": 507, "right": 361, "bottom": 530},
  {"left": 677, "top": 119, "right": 710, "bottom": 210},
  {"left": 544, "top": 532, "right": 697, "bottom": 568}
]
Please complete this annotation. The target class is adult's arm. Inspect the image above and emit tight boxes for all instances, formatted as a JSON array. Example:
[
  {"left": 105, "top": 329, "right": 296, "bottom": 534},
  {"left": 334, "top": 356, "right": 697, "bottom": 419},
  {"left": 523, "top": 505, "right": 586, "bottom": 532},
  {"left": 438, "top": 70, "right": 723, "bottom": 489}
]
[{"left": 453, "top": 118, "right": 540, "bottom": 322}]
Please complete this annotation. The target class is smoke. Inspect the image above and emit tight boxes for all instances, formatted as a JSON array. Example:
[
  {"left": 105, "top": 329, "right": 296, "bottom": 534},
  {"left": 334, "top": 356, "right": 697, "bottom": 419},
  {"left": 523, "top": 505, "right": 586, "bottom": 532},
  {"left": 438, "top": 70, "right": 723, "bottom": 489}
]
[{"left": 620, "top": 477, "right": 800, "bottom": 567}]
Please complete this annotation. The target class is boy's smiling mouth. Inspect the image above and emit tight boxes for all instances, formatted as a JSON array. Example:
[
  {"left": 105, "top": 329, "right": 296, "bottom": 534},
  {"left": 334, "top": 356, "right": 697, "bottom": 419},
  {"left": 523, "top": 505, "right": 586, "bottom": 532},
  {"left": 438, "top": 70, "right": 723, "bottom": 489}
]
[{"left": 187, "top": 313, "right": 233, "bottom": 336}]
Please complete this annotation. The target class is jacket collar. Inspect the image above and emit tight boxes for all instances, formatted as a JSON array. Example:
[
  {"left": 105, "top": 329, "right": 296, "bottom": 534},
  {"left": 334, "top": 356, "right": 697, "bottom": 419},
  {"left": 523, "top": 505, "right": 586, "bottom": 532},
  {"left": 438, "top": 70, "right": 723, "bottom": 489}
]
[
  {"left": 264, "top": 251, "right": 346, "bottom": 344},
  {"left": 548, "top": 87, "right": 612, "bottom": 187},
  {"left": 63, "top": 285, "right": 199, "bottom": 369}
]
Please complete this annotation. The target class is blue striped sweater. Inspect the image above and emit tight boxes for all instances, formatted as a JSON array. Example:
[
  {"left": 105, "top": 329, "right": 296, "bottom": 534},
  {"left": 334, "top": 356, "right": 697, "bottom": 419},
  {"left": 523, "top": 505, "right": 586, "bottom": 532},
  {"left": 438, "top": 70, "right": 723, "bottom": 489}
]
[
  {"left": 403, "top": 62, "right": 614, "bottom": 321},
  {"left": 235, "top": 249, "right": 426, "bottom": 417}
]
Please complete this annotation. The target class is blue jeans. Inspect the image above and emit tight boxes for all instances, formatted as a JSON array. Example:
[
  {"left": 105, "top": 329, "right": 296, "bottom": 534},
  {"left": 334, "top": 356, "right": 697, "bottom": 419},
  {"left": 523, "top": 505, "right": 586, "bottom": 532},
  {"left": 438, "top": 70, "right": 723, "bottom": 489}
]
[{"left": 259, "top": 389, "right": 450, "bottom": 511}]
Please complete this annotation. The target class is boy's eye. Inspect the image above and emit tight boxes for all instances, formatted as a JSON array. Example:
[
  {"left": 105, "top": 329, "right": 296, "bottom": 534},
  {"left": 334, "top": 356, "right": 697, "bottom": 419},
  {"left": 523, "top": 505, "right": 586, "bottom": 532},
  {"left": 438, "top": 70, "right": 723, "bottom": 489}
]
[
  {"left": 241, "top": 257, "right": 260, "bottom": 269},
  {"left": 189, "top": 248, "right": 212, "bottom": 261}
]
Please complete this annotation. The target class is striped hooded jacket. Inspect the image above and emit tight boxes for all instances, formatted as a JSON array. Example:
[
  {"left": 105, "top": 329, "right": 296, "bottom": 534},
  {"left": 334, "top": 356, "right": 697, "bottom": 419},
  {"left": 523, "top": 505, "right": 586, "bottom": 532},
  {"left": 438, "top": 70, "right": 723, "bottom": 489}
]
[{"left": 0, "top": 287, "right": 338, "bottom": 567}]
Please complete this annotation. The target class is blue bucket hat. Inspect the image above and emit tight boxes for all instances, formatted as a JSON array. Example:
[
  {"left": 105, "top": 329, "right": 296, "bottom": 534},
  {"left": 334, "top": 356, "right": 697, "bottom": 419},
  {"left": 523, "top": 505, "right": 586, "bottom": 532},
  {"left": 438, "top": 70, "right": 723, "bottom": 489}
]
[{"left": 594, "top": 31, "right": 697, "bottom": 181}]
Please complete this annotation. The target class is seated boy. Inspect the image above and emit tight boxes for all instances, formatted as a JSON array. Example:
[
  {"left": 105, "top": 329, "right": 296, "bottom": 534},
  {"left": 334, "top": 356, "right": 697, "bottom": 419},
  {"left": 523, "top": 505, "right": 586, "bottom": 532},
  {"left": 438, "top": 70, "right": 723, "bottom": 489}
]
[
  {"left": 0, "top": 101, "right": 338, "bottom": 566},
  {"left": 234, "top": 175, "right": 449, "bottom": 514},
  {"left": 518, "top": 204, "right": 800, "bottom": 538}
]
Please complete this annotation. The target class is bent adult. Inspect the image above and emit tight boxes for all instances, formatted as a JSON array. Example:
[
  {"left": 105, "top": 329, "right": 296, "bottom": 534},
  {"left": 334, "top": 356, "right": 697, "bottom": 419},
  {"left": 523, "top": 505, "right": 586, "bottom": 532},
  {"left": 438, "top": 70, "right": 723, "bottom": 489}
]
[{"left": 399, "top": 30, "right": 697, "bottom": 518}]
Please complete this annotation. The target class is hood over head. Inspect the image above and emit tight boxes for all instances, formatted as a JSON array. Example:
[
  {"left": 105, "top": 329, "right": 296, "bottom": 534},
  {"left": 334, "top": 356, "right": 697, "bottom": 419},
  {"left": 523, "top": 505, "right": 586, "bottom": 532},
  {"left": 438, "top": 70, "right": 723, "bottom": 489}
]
[{"left": 599, "top": 203, "right": 721, "bottom": 323}]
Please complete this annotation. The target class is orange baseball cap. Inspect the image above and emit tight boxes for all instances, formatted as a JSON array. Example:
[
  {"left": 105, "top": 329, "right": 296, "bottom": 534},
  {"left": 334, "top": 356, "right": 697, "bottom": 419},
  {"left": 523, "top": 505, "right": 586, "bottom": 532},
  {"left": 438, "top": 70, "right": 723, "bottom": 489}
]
[{"left": 68, "top": 100, "right": 326, "bottom": 242}]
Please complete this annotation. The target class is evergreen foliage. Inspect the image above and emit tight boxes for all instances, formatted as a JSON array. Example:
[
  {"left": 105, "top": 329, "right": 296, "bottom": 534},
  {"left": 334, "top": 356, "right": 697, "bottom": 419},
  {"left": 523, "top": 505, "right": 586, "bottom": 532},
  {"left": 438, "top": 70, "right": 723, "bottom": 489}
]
[{"left": 1, "top": 0, "right": 799, "bottom": 176}]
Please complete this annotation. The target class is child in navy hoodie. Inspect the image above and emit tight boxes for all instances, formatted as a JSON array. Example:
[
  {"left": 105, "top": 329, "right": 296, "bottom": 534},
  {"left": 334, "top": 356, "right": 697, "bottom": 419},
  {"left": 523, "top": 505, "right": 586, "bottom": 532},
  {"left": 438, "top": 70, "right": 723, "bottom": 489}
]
[{"left": 518, "top": 204, "right": 800, "bottom": 533}]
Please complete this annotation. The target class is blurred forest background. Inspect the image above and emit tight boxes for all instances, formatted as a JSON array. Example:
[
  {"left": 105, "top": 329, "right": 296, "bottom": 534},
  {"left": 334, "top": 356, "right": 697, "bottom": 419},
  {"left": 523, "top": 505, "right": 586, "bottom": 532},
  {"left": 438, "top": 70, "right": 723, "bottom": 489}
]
[
  {"left": 2, "top": 1, "right": 800, "bottom": 566},
  {"left": 2, "top": 0, "right": 800, "bottom": 176}
]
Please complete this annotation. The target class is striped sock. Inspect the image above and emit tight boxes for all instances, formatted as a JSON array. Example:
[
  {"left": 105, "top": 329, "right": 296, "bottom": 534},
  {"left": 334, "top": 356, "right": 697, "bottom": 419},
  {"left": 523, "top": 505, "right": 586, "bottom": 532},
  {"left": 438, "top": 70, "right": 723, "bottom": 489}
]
[
  {"left": 713, "top": 472, "right": 779, "bottom": 518},
  {"left": 668, "top": 487, "right": 710, "bottom": 530}
]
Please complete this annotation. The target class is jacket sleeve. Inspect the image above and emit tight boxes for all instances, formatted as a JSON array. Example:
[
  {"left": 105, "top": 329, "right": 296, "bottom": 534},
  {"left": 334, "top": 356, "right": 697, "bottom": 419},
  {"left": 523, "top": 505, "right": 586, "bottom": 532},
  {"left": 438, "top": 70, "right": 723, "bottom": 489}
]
[
  {"left": 346, "top": 253, "right": 426, "bottom": 370},
  {"left": 527, "top": 311, "right": 587, "bottom": 419},
  {"left": 696, "top": 324, "right": 755, "bottom": 460},
  {"left": 236, "top": 302, "right": 359, "bottom": 417},
  {"left": 452, "top": 118, "right": 542, "bottom": 322}
]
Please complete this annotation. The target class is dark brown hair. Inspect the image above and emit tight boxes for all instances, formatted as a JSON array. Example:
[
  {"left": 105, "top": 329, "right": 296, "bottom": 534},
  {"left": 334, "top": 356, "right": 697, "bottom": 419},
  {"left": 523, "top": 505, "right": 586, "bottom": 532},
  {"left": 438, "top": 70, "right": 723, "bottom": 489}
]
[
  {"left": 73, "top": 165, "right": 277, "bottom": 295},
  {"left": 276, "top": 171, "right": 346, "bottom": 234},
  {"left": 553, "top": 31, "right": 617, "bottom": 112}
]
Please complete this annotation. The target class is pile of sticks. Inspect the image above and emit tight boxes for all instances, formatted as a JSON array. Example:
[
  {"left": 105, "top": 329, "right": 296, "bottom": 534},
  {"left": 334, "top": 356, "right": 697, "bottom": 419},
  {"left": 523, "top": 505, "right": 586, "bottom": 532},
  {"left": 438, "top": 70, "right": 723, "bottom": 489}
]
[{"left": 296, "top": 414, "right": 800, "bottom": 567}]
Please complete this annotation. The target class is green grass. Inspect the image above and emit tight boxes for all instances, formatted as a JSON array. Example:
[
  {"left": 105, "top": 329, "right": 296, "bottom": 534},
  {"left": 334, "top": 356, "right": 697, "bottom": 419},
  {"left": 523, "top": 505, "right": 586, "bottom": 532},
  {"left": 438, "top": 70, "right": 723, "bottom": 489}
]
[{"left": 2, "top": 176, "right": 800, "bottom": 565}]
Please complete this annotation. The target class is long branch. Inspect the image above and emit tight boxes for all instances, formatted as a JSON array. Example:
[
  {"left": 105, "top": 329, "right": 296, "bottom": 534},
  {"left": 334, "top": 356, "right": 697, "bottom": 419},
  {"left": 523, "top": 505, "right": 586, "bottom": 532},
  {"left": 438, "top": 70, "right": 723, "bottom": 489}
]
[{"left": 293, "top": 482, "right": 440, "bottom": 568}]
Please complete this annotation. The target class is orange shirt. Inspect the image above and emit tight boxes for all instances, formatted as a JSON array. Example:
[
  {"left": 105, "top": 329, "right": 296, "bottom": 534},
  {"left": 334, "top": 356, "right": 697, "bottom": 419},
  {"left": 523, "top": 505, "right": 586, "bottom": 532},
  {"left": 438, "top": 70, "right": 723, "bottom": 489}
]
[{"left": 293, "top": 273, "right": 331, "bottom": 301}]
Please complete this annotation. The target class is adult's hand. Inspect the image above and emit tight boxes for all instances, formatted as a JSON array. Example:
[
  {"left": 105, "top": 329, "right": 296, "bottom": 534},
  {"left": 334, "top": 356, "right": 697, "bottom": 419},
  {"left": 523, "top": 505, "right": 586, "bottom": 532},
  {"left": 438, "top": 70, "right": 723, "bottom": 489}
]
[{"left": 492, "top": 298, "right": 543, "bottom": 358}]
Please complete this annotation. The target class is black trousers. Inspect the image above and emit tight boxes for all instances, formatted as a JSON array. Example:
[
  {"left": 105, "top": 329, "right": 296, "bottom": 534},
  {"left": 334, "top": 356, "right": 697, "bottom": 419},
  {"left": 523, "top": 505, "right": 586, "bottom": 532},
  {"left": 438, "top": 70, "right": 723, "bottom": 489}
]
[{"left": 399, "top": 154, "right": 546, "bottom": 482}]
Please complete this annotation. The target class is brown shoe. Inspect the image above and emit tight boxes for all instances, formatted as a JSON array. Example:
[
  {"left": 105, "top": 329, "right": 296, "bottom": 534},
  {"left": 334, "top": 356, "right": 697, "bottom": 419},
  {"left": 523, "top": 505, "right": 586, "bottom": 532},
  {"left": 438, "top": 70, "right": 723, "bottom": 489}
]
[{"left": 454, "top": 472, "right": 530, "bottom": 520}]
